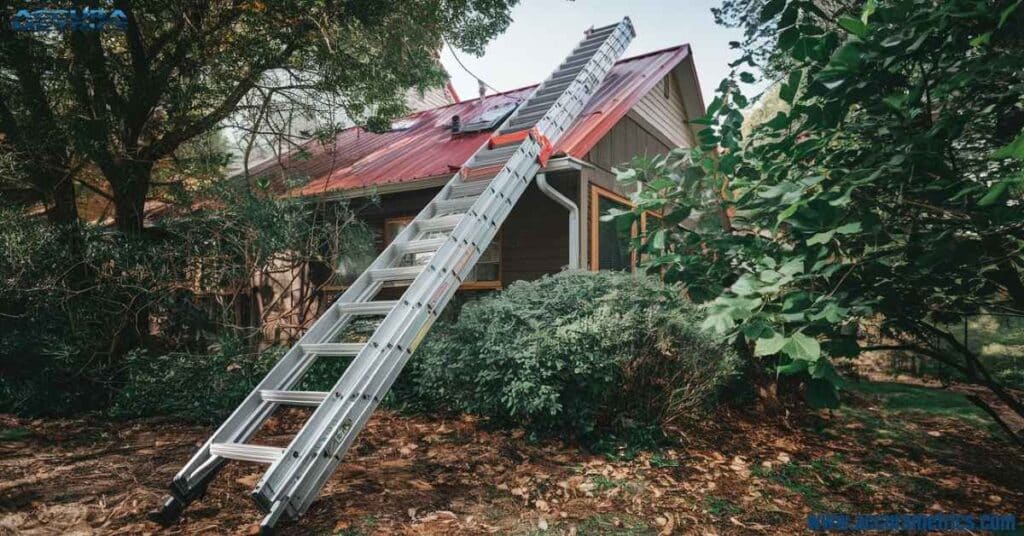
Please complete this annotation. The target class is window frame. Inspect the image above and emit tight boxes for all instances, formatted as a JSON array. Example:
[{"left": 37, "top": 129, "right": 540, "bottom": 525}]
[
  {"left": 589, "top": 185, "right": 662, "bottom": 272},
  {"left": 589, "top": 186, "right": 638, "bottom": 272},
  {"left": 384, "top": 215, "right": 502, "bottom": 290}
]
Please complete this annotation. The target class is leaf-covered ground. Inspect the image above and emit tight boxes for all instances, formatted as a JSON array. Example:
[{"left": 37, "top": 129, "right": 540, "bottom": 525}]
[{"left": 0, "top": 381, "right": 1021, "bottom": 535}]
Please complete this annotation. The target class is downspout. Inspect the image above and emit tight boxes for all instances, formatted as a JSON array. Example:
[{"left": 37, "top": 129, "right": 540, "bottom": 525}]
[{"left": 535, "top": 173, "right": 580, "bottom": 270}]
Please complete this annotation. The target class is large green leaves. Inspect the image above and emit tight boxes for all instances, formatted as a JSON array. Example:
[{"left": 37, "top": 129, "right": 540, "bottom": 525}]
[{"left": 612, "top": 0, "right": 1024, "bottom": 414}]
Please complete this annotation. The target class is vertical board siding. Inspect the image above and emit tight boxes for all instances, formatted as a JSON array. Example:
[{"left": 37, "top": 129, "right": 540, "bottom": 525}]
[
  {"left": 585, "top": 116, "right": 672, "bottom": 173},
  {"left": 406, "top": 86, "right": 456, "bottom": 112},
  {"left": 500, "top": 174, "right": 579, "bottom": 286},
  {"left": 632, "top": 74, "right": 695, "bottom": 148}
]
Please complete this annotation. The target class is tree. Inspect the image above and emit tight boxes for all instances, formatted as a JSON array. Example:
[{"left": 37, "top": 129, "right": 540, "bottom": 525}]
[
  {"left": 614, "top": 0, "right": 1024, "bottom": 428},
  {"left": 0, "top": 0, "right": 517, "bottom": 234}
]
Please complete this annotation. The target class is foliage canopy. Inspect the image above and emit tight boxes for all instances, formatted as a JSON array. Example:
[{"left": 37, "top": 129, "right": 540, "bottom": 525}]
[{"left": 614, "top": 0, "right": 1024, "bottom": 415}]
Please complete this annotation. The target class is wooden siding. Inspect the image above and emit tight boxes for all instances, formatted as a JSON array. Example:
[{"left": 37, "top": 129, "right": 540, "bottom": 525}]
[
  {"left": 406, "top": 86, "right": 455, "bottom": 112},
  {"left": 632, "top": 73, "right": 695, "bottom": 148},
  {"left": 500, "top": 172, "right": 578, "bottom": 286},
  {"left": 584, "top": 116, "right": 672, "bottom": 174}
]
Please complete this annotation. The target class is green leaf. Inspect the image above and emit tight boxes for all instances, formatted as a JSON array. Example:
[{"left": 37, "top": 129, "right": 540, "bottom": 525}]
[
  {"left": 739, "top": 71, "right": 756, "bottom": 84},
  {"left": 861, "top": 0, "right": 878, "bottom": 25},
  {"left": 776, "top": 359, "right": 808, "bottom": 375},
  {"left": 992, "top": 131, "right": 1024, "bottom": 160},
  {"left": 650, "top": 229, "right": 666, "bottom": 250},
  {"left": 779, "top": 258, "right": 805, "bottom": 276},
  {"left": 970, "top": 32, "right": 992, "bottom": 47},
  {"left": 730, "top": 274, "right": 759, "bottom": 296},
  {"left": 1000, "top": 0, "right": 1022, "bottom": 27},
  {"left": 701, "top": 310, "right": 735, "bottom": 334},
  {"left": 615, "top": 168, "right": 638, "bottom": 182},
  {"left": 755, "top": 331, "right": 788, "bottom": 356},
  {"left": 777, "top": 203, "right": 800, "bottom": 223},
  {"left": 807, "top": 230, "right": 834, "bottom": 245},
  {"left": 760, "top": 0, "right": 787, "bottom": 22},
  {"left": 978, "top": 181, "right": 1010, "bottom": 206},
  {"left": 782, "top": 331, "right": 821, "bottom": 361},
  {"left": 837, "top": 15, "right": 867, "bottom": 38},
  {"left": 809, "top": 302, "right": 848, "bottom": 323},
  {"left": 835, "top": 222, "right": 862, "bottom": 234},
  {"left": 780, "top": 69, "right": 803, "bottom": 104}
]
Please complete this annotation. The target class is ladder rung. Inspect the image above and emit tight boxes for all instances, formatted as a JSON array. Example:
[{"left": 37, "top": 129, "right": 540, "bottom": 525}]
[
  {"left": 450, "top": 179, "right": 492, "bottom": 198},
  {"left": 433, "top": 196, "right": 477, "bottom": 215},
  {"left": 210, "top": 443, "right": 285, "bottom": 464},
  {"left": 301, "top": 342, "right": 366, "bottom": 356},
  {"left": 470, "top": 145, "right": 518, "bottom": 167},
  {"left": 369, "top": 265, "right": 424, "bottom": 282},
  {"left": 335, "top": 300, "right": 398, "bottom": 316},
  {"left": 417, "top": 214, "right": 462, "bottom": 234},
  {"left": 563, "top": 51, "right": 600, "bottom": 69},
  {"left": 573, "top": 41, "right": 604, "bottom": 55},
  {"left": 396, "top": 237, "right": 447, "bottom": 255},
  {"left": 513, "top": 109, "right": 545, "bottom": 126},
  {"left": 261, "top": 390, "right": 329, "bottom": 406},
  {"left": 579, "top": 30, "right": 615, "bottom": 48}
]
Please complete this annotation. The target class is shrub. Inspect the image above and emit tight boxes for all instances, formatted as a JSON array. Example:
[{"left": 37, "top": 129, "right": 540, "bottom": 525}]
[
  {"left": 403, "top": 271, "right": 740, "bottom": 436},
  {"left": 109, "top": 335, "right": 280, "bottom": 423}
]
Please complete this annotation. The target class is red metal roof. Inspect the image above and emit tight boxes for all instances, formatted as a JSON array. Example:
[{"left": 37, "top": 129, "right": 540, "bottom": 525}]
[{"left": 260, "top": 45, "right": 692, "bottom": 198}]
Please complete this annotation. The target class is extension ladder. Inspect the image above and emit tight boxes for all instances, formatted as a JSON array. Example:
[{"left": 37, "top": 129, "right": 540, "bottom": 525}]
[{"left": 154, "top": 18, "right": 635, "bottom": 534}]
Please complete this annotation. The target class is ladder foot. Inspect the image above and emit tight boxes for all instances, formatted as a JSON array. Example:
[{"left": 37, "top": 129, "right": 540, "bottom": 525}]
[
  {"left": 148, "top": 495, "right": 184, "bottom": 527},
  {"left": 258, "top": 499, "right": 289, "bottom": 535}
]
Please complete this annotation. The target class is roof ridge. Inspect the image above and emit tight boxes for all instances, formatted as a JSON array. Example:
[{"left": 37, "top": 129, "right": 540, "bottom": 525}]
[{"left": 415, "top": 43, "right": 691, "bottom": 113}]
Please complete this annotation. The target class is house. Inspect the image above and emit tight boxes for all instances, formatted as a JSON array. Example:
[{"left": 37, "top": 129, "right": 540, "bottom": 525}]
[{"left": 248, "top": 44, "right": 706, "bottom": 299}]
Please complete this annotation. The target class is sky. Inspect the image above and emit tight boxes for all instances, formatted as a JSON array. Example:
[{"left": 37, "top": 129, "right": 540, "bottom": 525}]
[{"left": 439, "top": 0, "right": 745, "bottom": 105}]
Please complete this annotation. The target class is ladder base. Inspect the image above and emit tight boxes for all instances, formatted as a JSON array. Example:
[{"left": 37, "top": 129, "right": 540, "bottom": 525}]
[
  {"left": 148, "top": 495, "right": 184, "bottom": 527},
  {"left": 148, "top": 462, "right": 224, "bottom": 526}
]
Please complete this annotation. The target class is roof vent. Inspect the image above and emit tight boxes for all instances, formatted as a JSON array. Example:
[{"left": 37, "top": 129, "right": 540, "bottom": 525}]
[{"left": 450, "top": 115, "right": 461, "bottom": 132}]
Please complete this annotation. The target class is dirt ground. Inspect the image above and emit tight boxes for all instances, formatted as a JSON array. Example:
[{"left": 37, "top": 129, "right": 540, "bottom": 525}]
[{"left": 1, "top": 381, "right": 1022, "bottom": 536}]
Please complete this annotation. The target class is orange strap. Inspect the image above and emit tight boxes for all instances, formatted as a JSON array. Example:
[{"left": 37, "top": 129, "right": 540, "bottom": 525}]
[
  {"left": 488, "top": 126, "right": 554, "bottom": 166},
  {"left": 535, "top": 131, "right": 553, "bottom": 167}
]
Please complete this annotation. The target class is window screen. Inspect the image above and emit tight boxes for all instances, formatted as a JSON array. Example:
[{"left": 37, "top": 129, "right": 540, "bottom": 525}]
[
  {"left": 384, "top": 217, "right": 500, "bottom": 284},
  {"left": 596, "top": 196, "right": 633, "bottom": 271}
]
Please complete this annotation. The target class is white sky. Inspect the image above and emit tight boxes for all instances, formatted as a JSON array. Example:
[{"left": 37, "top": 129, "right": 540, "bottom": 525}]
[{"left": 440, "top": 0, "right": 746, "bottom": 106}]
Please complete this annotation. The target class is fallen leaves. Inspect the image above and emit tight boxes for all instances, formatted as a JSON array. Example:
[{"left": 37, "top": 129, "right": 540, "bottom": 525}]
[{"left": 0, "top": 403, "right": 1021, "bottom": 536}]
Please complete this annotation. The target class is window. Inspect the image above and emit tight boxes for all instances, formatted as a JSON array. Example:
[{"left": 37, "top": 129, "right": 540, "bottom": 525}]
[
  {"left": 384, "top": 216, "right": 501, "bottom": 288},
  {"left": 590, "top": 187, "right": 635, "bottom": 271},
  {"left": 589, "top": 186, "right": 666, "bottom": 272},
  {"left": 458, "top": 101, "right": 518, "bottom": 132},
  {"left": 390, "top": 117, "right": 418, "bottom": 131}
]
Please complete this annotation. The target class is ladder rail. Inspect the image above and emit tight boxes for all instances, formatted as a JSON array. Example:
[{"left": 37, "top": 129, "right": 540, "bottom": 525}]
[{"left": 275, "top": 139, "right": 545, "bottom": 515}]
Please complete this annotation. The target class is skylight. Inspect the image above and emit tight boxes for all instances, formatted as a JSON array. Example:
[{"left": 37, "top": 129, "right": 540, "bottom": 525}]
[
  {"left": 390, "top": 118, "right": 418, "bottom": 131},
  {"left": 458, "top": 101, "right": 518, "bottom": 132}
]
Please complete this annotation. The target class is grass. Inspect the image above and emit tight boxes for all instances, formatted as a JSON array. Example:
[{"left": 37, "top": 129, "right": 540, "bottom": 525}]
[
  {"left": 703, "top": 495, "right": 742, "bottom": 517},
  {"left": 575, "top": 513, "right": 654, "bottom": 535},
  {"left": 590, "top": 475, "right": 640, "bottom": 494},
  {"left": 751, "top": 455, "right": 863, "bottom": 512},
  {"left": 845, "top": 381, "right": 990, "bottom": 423},
  {"left": 649, "top": 452, "right": 680, "bottom": 468},
  {"left": 840, "top": 380, "right": 1004, "bottom": 449}
]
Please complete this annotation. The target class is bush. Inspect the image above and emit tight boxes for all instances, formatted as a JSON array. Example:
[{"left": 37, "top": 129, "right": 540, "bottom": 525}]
[
  {"left": 109, "top": 335, "right": 280, "bottom": 423},
  {"left": 403, "top": 271, "right": 740, "bottom": 436}
]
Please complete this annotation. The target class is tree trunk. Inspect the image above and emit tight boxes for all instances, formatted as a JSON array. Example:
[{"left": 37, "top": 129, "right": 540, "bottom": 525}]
[
  {"left": 43, "top": 171, "right": 80, "bottom": 228},
  {"left": 109, "top": 161, "right": 153, "bottom": 236}
]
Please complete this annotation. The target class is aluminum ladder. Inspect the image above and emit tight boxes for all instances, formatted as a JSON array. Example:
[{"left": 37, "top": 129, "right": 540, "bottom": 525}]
[{"left": 154, "top": 17, "right": 635, "bottom": 534}]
